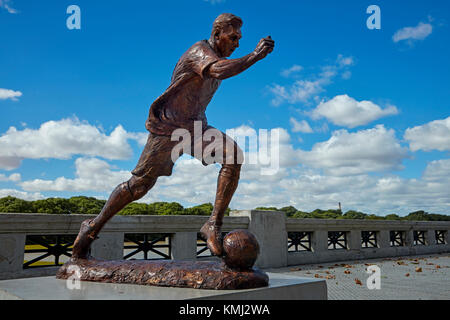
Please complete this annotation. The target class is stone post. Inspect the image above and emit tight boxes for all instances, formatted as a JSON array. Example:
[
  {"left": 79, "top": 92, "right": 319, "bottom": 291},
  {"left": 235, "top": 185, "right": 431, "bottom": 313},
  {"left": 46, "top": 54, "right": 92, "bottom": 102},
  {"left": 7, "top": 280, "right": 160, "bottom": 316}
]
[
  {"left": 378, "top": 230, "right": 391, "bottom": 248},
  {"left": 426, "top": 229, "right": 436, "bottom": 246},
  {"left": 0, "top": 234, "right": 26, "bottom": 274},
  {"left": 311, "top": 230, "right": 328, "bottom": 252},
  {"left": 171, "top": 232, "right": 197, "bottom": 261},
  {"left": 348, "top": 230, "right": 361, "bottom": 251},
  {"left": 405, "top": 229, "right": 414, "bottom": 247},
  {"left": 91, "top": 232, "right": 124, "bottom": 260},
  {"left": 230, "top": 210, "right": 287, "bottom": 268}
]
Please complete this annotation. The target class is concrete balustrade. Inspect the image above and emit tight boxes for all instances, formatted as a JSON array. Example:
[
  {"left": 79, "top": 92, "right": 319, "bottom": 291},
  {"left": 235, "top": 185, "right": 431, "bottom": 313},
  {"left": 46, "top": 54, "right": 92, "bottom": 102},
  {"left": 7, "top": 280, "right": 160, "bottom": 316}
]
[
  {"left": 0, "top": 211, "right": 449, "bottom": 280},
  {"left": 286, "top": 217, "right": 450, "bottom": 265}
]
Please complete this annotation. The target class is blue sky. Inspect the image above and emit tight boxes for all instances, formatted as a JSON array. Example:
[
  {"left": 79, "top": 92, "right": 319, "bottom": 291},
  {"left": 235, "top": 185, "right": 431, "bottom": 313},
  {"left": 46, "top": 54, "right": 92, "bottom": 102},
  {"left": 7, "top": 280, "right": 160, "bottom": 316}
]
[{"left": 1, "top": 0, "right": 449, "bottom": 215}]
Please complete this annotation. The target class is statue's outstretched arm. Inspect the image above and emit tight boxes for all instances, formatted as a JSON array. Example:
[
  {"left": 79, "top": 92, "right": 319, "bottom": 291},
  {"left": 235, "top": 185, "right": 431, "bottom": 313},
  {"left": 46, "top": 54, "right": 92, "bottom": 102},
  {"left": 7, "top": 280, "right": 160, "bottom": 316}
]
[{"left": 207, "top": 36, "right": 275, "bottom": 80}]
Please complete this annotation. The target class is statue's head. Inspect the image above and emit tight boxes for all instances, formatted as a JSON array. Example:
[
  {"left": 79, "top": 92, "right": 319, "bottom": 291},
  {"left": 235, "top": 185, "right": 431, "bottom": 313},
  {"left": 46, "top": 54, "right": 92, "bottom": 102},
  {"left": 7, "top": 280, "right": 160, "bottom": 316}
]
[{"left": 210, "top": 13, "right": 243, "bottom": 58}]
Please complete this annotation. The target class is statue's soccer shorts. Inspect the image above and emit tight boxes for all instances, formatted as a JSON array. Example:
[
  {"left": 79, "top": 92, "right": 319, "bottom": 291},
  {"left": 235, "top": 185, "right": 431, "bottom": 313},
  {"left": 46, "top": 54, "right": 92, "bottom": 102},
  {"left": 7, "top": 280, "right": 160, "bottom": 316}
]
[{"left": 131, "top": 126, "right": 243, "bottom": 179}]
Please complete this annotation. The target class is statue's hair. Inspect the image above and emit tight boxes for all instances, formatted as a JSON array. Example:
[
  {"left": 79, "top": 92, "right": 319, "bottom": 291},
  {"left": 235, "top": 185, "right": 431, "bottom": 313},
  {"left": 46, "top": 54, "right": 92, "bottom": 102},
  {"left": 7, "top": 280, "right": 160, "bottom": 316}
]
[{"left": 211, "top": 13, "right": 243, "bottom": 39}]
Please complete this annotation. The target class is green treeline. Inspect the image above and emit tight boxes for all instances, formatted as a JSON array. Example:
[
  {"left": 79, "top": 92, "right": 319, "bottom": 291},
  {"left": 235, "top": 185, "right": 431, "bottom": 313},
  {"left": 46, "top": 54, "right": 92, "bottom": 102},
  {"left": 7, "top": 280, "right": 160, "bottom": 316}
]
[
  {"left": 255, "top": 206, "right": 450, "bottom": 221},
  {"left": 0, "top": 196, "right": 448, "bottom": 221},
  {"left": 0, "top": 196, "right": 222, "bottom": 216}
]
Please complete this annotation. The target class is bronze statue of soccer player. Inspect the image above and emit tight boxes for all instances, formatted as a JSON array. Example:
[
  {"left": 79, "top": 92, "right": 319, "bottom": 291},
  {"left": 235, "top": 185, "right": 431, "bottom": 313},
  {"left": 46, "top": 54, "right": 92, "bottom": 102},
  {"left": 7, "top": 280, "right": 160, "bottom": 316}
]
[{"left": 72, "top": 13, "right": 274, "bottom": 259}]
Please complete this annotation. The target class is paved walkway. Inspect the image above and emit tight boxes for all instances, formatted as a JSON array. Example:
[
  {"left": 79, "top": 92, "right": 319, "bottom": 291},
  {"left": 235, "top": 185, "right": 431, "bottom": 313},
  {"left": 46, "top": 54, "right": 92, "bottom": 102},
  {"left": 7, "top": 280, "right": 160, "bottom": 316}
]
[{"left": 265, "top": 253, "right": 450, "bottom": 300}]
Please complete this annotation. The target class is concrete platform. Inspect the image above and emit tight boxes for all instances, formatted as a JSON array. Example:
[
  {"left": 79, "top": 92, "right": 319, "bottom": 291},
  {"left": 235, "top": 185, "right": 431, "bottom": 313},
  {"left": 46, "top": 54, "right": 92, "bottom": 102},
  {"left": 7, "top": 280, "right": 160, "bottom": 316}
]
[{"left": 0, "top": 273, "right": 327, "bottom": 300}]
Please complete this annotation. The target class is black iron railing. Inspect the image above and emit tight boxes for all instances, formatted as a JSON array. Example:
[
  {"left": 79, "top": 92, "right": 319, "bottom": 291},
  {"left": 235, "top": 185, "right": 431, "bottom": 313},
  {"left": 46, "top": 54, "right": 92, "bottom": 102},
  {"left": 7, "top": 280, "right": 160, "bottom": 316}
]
[
  {"left": 435, "top": 230, "right": 447, "bottom": 245},
  {"left": 361, "top": 231, "right": 378, "bottom": 248},
  {"left": 413, "top": 230, "right": 426, "bottom": 246},
  {"left": 390, "top": 231, "right": 405, "bottom": 247},
  {"left": 287, "top": 232, "right": 312, "bottom": 252},
  {"left": 328, "top": 231, "right": 347, "bottom": 250},
  {"left": 123, "top": 233, "right": 171, "bottom": 260},
  {"left": 23, "top": 235, "right": 76, "bottom": 268}
]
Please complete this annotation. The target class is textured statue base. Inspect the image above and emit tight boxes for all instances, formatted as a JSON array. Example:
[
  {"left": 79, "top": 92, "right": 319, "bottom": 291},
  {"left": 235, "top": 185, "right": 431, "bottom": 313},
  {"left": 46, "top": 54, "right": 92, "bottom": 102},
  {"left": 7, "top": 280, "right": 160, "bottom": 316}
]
[{"left": 56, "top": 258, "right": 269, "bottom": 290}]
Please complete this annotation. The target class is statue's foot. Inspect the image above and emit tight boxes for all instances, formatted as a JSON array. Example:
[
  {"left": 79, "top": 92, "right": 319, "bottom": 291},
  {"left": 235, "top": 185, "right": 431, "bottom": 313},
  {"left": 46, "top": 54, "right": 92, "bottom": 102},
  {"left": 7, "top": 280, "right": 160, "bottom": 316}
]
[
  {"left": 71, "top": 219, "right": 97, "bottom": 260},
  {"left": 200, "top": 220, "right": 223, "bottom": 257}
]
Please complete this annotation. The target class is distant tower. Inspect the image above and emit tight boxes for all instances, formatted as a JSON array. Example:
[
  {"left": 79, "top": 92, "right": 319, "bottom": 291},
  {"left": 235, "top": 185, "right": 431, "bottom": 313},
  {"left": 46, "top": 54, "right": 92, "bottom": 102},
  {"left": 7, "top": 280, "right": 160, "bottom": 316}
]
[{"left": 338, "top": 202, "right": 342, "bottom": 212}]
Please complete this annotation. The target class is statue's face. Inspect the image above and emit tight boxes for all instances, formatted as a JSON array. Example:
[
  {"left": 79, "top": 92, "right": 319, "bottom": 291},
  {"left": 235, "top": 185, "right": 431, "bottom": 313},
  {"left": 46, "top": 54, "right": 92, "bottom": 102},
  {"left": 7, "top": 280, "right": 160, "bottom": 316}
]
[{"left": 215, "top": 25, "right": 242, "bottom": 57}]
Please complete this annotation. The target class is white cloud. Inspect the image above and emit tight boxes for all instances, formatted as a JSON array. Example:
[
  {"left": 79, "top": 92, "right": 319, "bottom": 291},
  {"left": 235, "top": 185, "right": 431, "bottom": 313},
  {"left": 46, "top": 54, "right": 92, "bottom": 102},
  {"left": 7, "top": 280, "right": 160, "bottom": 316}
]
[
  {"left": 0, "top": 88, "right": 22, "bottom": 101},
  {"left": 231, "top": 158, "right": 450, "bottom": 215},
  {"left": 269, "top": 77, "right": 327, "bottom": 107},
  {"left": 404, "top": 117, "right": 450, "bottom": 152},
  {"left": 0, "top": 189, "right": 44, "bottom": 201},
  {"left": 297, "top": 125, "right": 408, "bottom": 176},
  {"left": 311, "top": 94, "right": 399, "bottom": 128},
  {"left": 423, "top": 159, "right": 450, "bottom": 182},
  {"left": 393, "top": 22, "right": 433, "bottom": 43},
  {"left": 336, "top": 54, "right": 354, "bottom": 67},
  {"left": 20, "top": 155, "right": 220, "bottom": 205},
  {"left": 0, "top": 0, "right": 18, "bottom": 14},
  {"left": 290, "top": 118, "right": 313, "bottom": 133},
  {"left": 341, "top": 71, "right": 352, "bottom": 80},
  {"left": 269, "top": 55, "right": 354, "bottom": 106},
  {"left": 268, "top": 84, "right": 290, "bottom": 107},
  {"left": 126, "top": 131, "right": 148, "bottom": 147},
  {"left": 21, "top": 157, "right": 131, "bottom": 192},
  {"left": 140, "top": 158, "right": 221, "bottom": 205},
  {"left": 313, "top": 122, "right": 329, "bottom": 134},
  {"left": 236, "top": 155, "right": 450, "bottom": 215},
  {"left": 0, "top": 118, "right": 147, "bottom": 170},
  {"left": 0, "top": 173, "right": 21, "bottom": 182},
  {"left": 281, "top": 65, "right": 303, "bottom": 78}
]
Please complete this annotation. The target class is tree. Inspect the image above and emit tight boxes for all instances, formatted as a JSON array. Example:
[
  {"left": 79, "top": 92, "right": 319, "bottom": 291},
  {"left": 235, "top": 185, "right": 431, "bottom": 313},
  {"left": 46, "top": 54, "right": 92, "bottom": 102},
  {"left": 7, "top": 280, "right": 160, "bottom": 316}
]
[
  {"left": 385, "top": 214, "right": 401, "bottom": 221},
  {"left": 1, "top": 196, "right": 449, "bottom": 220},
  {"left": 405, "top": 210, "right": 450, "bottom": 221},
  {"left": 366, "top": 214, "right": 385, "bottom": 220},
  {"left": 184, "top": 203, "right": 214, "bottom": 216},
  {"left": 32, "top": 198, "right": 75, "bottom": 214},
  {"left": 68, "top": 196, "right": 105, "bottom": 215},
  {"left": 279, "top": 206, "right": 298, "bottom": 217},
  {"left": 148, "top": 202, "right": 185, "bottom": 215},
  {"left": 427, "top": 213, "right": 450, "bottom": 221},
  {"left": 292, "top": 211, "right": 310, "bottom": 219},
  {"left": 254, "top": 206, "right": 278, "bottom": 211},
  {"left": 119, "top": 203, "right": 152, "bottom": 215},
  {"left": 0, "top": 196, "right": 34, "bottom": 213},
  {"left": 309, "top": 209, "right": 343, "bottom": 219},
  {"left": 343, "top": 210, "right": 367, "bottom": 220}
]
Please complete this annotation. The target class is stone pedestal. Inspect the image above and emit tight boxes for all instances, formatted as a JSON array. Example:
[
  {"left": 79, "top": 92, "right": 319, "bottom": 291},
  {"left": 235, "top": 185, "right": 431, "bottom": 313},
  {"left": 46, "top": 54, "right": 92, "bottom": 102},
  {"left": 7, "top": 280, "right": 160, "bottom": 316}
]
[
  {"left": 0, "top": 273, "right": 327, "bottom": 300},
  {"left": 56, "top": 259, "right": 269, "bottom": 290}
]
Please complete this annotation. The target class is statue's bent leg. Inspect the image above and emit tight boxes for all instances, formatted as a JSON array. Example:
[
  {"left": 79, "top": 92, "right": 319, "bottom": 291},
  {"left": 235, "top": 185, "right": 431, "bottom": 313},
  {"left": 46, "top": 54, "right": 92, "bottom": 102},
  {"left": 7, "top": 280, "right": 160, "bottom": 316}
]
[
  {"left": 199, "top": 129, "right": 244, "bottom": 256},
  {"left": 72, "top": 133, "right": 176, "bottom": 260},
  {"left": 200, "top": 163, "right": 241, "bottom": 256},
  {"left": 72, "top": 175, "right": 156, "bottom": 259}
]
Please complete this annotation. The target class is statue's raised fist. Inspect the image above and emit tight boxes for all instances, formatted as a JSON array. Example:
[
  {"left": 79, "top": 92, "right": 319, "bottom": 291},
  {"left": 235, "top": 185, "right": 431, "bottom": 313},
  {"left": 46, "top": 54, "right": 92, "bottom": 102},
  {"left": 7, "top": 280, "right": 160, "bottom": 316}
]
[{"left": 254, "top": 35, "right": 275, "bottom": 60}]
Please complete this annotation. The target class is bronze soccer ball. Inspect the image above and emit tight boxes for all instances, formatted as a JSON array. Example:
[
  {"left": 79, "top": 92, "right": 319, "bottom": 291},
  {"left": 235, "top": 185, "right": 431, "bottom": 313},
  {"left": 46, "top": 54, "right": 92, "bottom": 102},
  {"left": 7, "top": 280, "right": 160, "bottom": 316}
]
[{"left": 222, "top": 229, "right": 260, "bottom": 270}]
